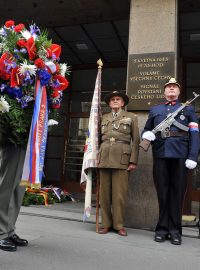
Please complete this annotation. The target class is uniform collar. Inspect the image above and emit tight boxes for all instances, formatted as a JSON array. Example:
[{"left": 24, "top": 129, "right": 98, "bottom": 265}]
[
  {"left": 112, "top": 108, "right": 122, "bottom": 118},
  {"left": 165, "top": 99, "right": 179, "bottom": 106},
  {"left": 105, "top": 110, "right": 125, "bottom": 121}
]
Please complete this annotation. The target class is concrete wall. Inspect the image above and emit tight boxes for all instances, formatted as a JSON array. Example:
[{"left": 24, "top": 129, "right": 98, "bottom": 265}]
[{"left": 125, "top": 0, "right": 178, "bottom": 230}]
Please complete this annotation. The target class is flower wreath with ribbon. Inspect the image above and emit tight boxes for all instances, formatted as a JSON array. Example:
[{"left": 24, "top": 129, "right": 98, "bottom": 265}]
[
  {"left": 0, "top": 20, "right": 70, "bottom": 145},
  {"left": 0, "top": 20, "right": 70, "bottom": 187}
]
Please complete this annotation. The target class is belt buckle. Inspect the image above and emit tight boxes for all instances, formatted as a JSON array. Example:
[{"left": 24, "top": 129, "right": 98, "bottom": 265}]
[
  {"left": 110, "top": 137, "right": 115, "bottom": 144},
  {"left": 161, "top": 129, "right": 170, "bottom": 138}
]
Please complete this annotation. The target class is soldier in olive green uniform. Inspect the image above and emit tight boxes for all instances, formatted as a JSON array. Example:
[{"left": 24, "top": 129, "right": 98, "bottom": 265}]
[{"left": 98, "top": 91, "right": 139, "bottom": 236}]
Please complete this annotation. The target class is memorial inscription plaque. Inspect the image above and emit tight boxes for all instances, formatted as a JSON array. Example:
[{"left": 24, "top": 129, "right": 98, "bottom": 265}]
[{"left": 127, "top": 52, "right": 175, "bottom": 110}]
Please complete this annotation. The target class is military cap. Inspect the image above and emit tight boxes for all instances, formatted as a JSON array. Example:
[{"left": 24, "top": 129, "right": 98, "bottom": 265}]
[
  {"left": 164, "top": 78, "right": 181, "bottom": 88},
  {"left": 104, "top": 91, "right": 129, "bottom": 106}
]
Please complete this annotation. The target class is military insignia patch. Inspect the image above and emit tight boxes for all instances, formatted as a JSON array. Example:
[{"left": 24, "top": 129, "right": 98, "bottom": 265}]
[{"left": 180, "top": 115, "right": 185, "bottom": 120}]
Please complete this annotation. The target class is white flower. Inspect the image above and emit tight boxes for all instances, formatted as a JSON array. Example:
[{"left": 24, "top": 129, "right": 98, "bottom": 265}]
[
  {"left": 21, "top": 30, "right": 32, "bottom": 40},
  {"left": 48, "top": 119, "right": 59, "bottom": 126},
  {"left": 0, "top": 27, "right": 6, "bottom": 36},
  {"left": 0, "top": 96, "right": 10, "bottom": 113},
  {"left": 19, "top": 60, "right": 37, "bottom": 76},
  {"left": 45, "top": 61, "right": 56, "bottom": 73},
  {"left": 21, "top": 29, "right": 38, "bottom": 40},
  {"left": 59, "top": 63, "right": 70, "bottom": 76}
]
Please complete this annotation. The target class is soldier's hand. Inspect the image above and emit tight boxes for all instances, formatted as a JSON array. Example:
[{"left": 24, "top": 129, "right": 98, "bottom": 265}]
[
  {"left": 127, "top": 163, "right": 137, "bottom": 171},
  {"left": 142, "top": 131, "right": 156, "bottom": 141},
  {"left": 185, "top": 159, "right": 197, "bottom": 169}
]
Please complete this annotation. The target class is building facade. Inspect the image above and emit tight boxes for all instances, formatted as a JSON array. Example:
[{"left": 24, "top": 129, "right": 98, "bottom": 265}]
[{"left": 1, "top": 0, "right": 200, "bottom": 229}]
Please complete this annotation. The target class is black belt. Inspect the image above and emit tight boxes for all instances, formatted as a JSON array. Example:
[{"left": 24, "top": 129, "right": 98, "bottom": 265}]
[
  {"left": 156, "top": 131, "right": 189, "bottom": 139},
  {"left": 103, "top": 139, "right": 130, "bottom": 144}
]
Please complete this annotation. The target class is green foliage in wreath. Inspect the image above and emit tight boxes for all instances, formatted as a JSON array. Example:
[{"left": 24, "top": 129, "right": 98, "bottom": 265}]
[{"left": 0, "top": 95, "right": 33, "bottom": 145}]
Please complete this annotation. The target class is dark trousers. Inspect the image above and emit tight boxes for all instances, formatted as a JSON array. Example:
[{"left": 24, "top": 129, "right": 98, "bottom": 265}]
[
  {"left": 153, "top": 158, "right": 188, "bottom": 236},
  {"left": 0, "top": 144, "right": 26, "bottom": 240}
]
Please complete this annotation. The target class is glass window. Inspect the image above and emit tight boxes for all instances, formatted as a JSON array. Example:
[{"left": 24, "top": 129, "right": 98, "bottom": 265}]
[
  {"left": 64, "top": 117, "right": 89, "bottom": 183},
  {"left": 70, "top": 67, "right": 127, "bottom": 112}
]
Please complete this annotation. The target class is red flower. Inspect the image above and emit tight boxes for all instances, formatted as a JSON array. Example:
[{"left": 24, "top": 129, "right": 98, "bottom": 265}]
[
  {"left": 5, "top": 20, "right": 15, "bottom": 28},
  {"left": 52, "top": 103, "right": 61, "bottom": 109},
  {"left": 0, "top": 70, "right": 10, "bottom": 80},
  {"left": 11, "top": 67, "right": 22, "bottom": 87},
  {"left": 0, "top": 52, "right": 11, "bottom": 63},
  {"left": 17, "top": 39, "right": 27, "bottom": 48},
  {"left": 51, "top": 91, "right": 60, "bottom": 98},
  {"left": 50, "top": 44, "right": 61, "bottom": 59},
  {"left": 53, "top": 75, "right": 69, "bottom": 91},
  {"left": 34, "top": 58, "right": 45, "bottom": 68},
  {"left": 0, "top": 52, "right": 13, "bottom": 80},
  {"left": 26, "top": 37, "right": 36, "bottom": 60},
  {"left": 46, "top": 44, "right": 61, "bottom": 59},
  {"left": 14, "top": 24, "right": 25, "bottom": 32},
  {"left": 17, "top": 38, "right": 37, "bottom": 60}
]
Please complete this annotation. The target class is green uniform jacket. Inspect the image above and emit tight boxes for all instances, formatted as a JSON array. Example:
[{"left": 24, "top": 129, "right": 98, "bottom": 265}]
[{"left": 98, "top": 111, "right": 140, "bottom": 169}]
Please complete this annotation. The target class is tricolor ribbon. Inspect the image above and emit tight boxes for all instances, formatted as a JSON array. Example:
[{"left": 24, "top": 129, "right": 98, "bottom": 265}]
[
  {"left": 188, "top": 122, "right": 199, "bottom": 132},
  {"left": 21, "top": 80, "right": 48, "bottom": 188}
]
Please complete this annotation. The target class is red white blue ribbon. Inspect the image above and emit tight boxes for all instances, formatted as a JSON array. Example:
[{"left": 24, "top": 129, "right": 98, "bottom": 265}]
[
  {"left": 188, "top": 122, "right": 199, "bottom": 132},
  {"left": 21, "top": 80, "right": 48, "bottom": 187}
]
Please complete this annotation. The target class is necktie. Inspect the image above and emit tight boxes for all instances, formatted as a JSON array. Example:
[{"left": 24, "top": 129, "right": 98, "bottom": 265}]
[{"left": 113, "top": 113, "right": 118, "bottom": 118}]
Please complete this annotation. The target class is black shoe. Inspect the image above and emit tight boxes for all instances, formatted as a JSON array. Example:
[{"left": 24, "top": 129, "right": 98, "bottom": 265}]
[
  {"left": 9, "top": 234, "right": 28, "bottom": 247},
  {"left": 170, "top": 233, "right": 182, "bottom": 245},
  {"left": 0, "top": 238, "right": 17, "bottom": 252},
  {"left": 154, "top": 234, "right": 166, "bottom": 242}
]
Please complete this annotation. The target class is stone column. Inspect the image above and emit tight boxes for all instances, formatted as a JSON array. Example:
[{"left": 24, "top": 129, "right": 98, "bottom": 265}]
[{"left": 125, "top": 0, "right": 178, "bottom": 229}]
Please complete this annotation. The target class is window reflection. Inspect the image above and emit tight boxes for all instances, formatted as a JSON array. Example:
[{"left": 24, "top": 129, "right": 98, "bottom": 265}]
[{"left": 65, "top": 118, "right": 88, "bottom": 183}]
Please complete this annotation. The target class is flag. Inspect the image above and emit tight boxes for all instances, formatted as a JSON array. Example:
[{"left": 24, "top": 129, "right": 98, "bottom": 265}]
[
  {"left": 21, "top": 80, "right": 48, "bottom": 188},
  {"left": 80, "top": 60, "right": 102, "bottom": 221}
]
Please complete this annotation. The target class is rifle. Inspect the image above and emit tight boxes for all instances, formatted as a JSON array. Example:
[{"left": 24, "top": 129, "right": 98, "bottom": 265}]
[{"left": 139, "top": 92, "right": 200, "bottom": 152}]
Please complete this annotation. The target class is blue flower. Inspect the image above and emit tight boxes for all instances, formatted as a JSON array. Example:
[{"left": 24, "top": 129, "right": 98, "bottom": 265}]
[
  {"left": 29, "top": 23, "right": 41, "bottom": 36},
  {"left": 20, "top": 48, "right": 27, "bottom": 54},
  {"left": 0, "top": 83, "right": 7, "bottom": 92},
  {"left": 37, "top": 69, "right": 51, "bottom": 86},
  {"left": 19, "top": 95, "right": 34, "bottom": 108},
  {"left": 6, "top": 87, "right": 23, "bottom": 99}
]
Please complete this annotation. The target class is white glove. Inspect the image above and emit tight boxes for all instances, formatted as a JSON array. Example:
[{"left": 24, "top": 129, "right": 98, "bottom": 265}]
[
  {"left": 185, "top": 159, "right": 197, "bottom": 170},
  {"left": 142, "top": 131, "right": 156, "bottom": 141}
]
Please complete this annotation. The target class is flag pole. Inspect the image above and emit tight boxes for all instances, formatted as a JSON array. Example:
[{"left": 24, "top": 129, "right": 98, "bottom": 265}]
[
  {"left": 95, "top": 169, "right": 100, "bottom": 233},
  {"left": 95, "top": 59, "right": 103, "bottom": 233}
]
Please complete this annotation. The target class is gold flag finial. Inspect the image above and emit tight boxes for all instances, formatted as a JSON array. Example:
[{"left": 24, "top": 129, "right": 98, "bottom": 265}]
[{"left": 97, "top": 59, "right": 103, "bottom": 69}]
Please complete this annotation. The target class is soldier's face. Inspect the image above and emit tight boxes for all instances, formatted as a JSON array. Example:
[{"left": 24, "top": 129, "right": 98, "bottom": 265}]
[
  {"left": 109, "top": 96, "right": 125, "bottom": 111},
  {"left": 164, "top": 84, "right": 180, "bottom": 100}
]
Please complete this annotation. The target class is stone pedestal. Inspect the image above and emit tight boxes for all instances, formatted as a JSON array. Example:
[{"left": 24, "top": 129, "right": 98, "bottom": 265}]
[{"left": 125, "top": 0, "right": 178, "bottom": 229}]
